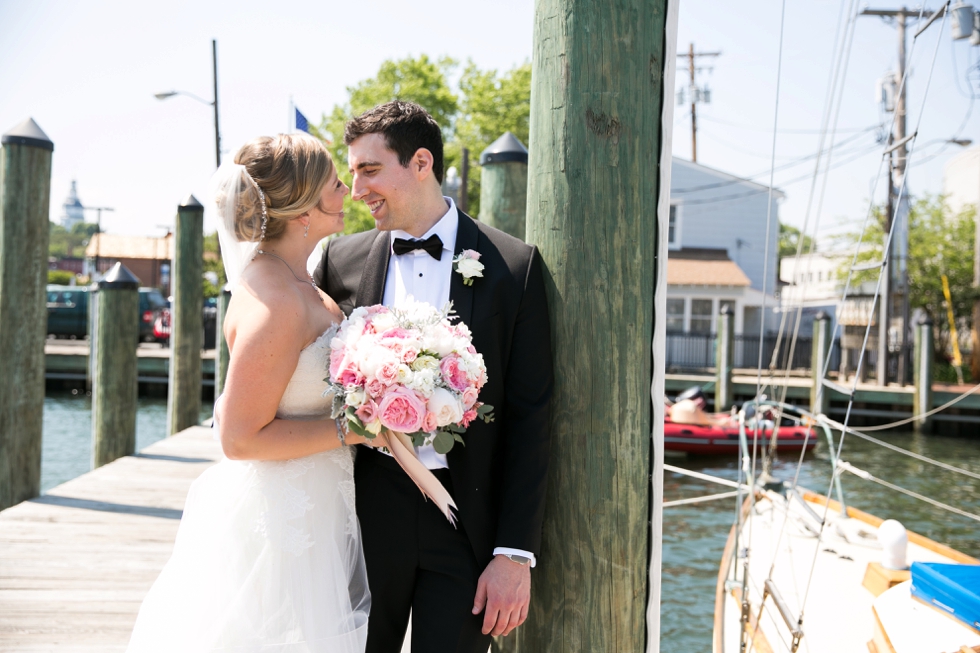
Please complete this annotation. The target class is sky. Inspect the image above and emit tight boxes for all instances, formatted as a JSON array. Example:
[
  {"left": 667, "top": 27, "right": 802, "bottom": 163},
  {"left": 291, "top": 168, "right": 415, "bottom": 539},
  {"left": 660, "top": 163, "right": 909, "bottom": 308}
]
[{"left": 1, "top": 0, "right": 978, "bottom": 246}]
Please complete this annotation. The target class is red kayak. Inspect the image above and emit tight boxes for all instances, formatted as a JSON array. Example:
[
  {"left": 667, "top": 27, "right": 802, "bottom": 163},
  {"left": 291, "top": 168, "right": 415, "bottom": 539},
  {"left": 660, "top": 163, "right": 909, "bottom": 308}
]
[{"left": 663, "top": 418, "right": 816, "bottom": 455}]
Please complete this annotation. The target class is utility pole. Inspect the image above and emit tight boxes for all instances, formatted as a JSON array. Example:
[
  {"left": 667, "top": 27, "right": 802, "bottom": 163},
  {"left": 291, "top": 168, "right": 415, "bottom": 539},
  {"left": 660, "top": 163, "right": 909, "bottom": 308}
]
[
  {"left": 212, "top": 39, "right": 221, "bottom": 169},
  {"left": 676, "top": 44, "right": 719, "bottom": 162},
  {"left": 861, "top": 6, "right": 921, "bottom": 385},
  {"left": 82, "top": 206, "right": 114, "bottom": 277}
]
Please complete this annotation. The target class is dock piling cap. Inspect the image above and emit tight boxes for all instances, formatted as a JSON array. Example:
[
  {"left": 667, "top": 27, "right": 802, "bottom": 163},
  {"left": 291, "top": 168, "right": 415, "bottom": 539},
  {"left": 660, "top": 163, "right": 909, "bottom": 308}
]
[
  {"left": 179, "top": 194, "right": 204, "bottom": 211},
  {"left": 98, "top": 262, "right": 140, "bottom": 290},
  {"left": 2, "top": 118, "right": 54, "bottom": 152},
  {"left": 479, "top": 132, "right": 528, "bottom": 165}
]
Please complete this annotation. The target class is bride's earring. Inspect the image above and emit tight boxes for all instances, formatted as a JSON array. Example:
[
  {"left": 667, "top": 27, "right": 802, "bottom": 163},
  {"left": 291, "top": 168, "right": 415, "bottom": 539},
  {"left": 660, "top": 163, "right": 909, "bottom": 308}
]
[{"left": 304, "top": 222, "right": 310, "bottom": 238}]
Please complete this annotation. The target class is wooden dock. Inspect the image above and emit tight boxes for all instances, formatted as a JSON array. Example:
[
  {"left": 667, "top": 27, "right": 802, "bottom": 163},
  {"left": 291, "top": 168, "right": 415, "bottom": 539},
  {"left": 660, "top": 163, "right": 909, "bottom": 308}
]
[
  {"left": 0, "top": 426, "right": 220, "bottom": 651},
  {"left": 44, "top": 341, "right": 215, "bottom": 386}
]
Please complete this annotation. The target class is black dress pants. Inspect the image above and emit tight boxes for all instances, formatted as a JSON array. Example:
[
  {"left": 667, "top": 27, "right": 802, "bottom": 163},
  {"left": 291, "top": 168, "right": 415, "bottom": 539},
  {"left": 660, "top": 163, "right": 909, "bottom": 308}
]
[{"left": 355, "top": 447, "right": 492, "bottom": 653}]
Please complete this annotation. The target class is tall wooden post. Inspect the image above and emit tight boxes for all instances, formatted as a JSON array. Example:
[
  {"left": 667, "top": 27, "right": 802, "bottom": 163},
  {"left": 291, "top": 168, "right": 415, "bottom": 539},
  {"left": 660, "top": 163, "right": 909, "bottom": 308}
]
[
  {"left": 92, "top": 262, "right": 139, "bottom": 467},
  {"left": 810, "top": 311, "right": 831, "bottom": 416},
  {"left": 715, "top": 305, "right": 734, "bottom": 413},
  {"left": 913, "top": 314, "right": 933, "bottom": 433},
  {"left": 215, "top": 283, "right": 231, "bottom": 397},
  {"left": 519, "top": 2, "right": 670, "bottom": 651},
  {"left": 479, "top": 132, "right": 529, "bottom": 241},
  {"left": 0, "top": 119, "right": 53, "bottom": 511},
  {"left": 167, "top": 195, "right": 204, "bottom": 435}
]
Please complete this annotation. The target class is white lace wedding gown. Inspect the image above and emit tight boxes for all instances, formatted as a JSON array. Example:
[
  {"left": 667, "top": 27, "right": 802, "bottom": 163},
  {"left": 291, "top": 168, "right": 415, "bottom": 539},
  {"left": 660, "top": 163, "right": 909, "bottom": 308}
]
[{"left": 127, "top": 327, "right": 369, "bottom": 653}]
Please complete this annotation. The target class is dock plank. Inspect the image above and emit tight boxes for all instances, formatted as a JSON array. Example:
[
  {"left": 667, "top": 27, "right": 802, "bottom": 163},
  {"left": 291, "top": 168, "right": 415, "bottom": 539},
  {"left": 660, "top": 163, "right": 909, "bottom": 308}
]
[{"left": 0, "top": 426, "right": 220, "bottom": 650}]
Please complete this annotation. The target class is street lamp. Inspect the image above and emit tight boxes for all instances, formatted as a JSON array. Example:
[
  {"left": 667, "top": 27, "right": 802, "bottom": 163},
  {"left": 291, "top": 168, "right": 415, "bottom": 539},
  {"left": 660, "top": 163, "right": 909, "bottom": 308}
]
[{"left": 155, "top": 39, "right": 221, "bottom": 169}]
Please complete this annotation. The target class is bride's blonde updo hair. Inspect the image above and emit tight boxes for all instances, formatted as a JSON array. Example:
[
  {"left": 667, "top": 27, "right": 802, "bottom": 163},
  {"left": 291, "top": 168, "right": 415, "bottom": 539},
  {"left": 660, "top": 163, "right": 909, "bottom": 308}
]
[{"left": 231, "top": 133, "right": 334, "bottom": 242}]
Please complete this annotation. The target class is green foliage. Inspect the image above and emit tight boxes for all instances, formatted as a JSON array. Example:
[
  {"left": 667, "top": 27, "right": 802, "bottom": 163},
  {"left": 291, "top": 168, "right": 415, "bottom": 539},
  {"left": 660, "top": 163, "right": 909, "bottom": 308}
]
[
  {"left": 779, "top": 222, "right": 815, "bottom": 259},
  {"left": 202, "top": 231, "right": 225, "bottom": 298},
  {"left": 47, "top": 270, "right": 74, "bottom": 285},
  {"left": 49, "top": 221, "right": 99, "bottom": 259},
  {"left": 313, "top": 55, "right": 532, "bottom": 231},
  {"left": 835, "top": 195, "right": 977, "bottom": 354}
]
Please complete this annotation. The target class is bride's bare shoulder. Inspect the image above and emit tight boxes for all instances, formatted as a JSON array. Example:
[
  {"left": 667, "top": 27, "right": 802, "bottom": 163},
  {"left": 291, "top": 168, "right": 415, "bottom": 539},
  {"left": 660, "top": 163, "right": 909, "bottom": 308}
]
[{"left": 224, "top": 262, "right": 308, "bottom": 350}]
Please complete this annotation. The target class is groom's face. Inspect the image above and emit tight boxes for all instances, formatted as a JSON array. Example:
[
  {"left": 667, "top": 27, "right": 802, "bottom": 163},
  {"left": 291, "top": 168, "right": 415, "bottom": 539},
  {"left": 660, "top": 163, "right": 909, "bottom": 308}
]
[{"left": 348, "top": 133, "right": 423, "bottom": 233}]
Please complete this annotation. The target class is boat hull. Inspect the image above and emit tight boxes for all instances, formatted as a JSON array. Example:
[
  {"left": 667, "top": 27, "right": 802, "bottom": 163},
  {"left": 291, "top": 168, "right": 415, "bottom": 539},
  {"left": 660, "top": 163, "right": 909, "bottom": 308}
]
[{"left": 664, "top": 421, "right": 816, "bottom": 455}]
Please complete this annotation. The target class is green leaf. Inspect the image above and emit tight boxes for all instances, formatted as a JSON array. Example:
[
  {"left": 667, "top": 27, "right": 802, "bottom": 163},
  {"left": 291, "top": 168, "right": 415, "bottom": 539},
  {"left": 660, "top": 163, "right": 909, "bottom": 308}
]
[
  {"left": 410, "top": 432, "right": 426, "bottom": 448},
  {"left": 477, "top": 404, "right": 494, "bottom": 416},
  {"left": 432, "top": 431, "right": 455, "bottom": 455},
  {"left": 345, "top": 415, "right": 374, "bottom": 439},
  {"left": 452, "top": 433, "right": 466, "bottom": 445}
]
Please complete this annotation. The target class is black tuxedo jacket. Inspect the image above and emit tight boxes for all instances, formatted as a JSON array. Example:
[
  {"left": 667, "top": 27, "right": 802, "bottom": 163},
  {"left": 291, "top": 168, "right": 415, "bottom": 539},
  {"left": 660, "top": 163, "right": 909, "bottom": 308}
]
[{"left": 314, "top": 212, "right": 553, "bottom": 565}]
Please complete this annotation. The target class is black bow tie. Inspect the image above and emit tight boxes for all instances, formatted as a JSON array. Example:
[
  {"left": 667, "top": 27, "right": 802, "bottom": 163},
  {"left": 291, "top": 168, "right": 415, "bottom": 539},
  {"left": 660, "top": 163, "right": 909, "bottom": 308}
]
[{"left": 392, "top": 234, "right": 444, "bottom": 260}]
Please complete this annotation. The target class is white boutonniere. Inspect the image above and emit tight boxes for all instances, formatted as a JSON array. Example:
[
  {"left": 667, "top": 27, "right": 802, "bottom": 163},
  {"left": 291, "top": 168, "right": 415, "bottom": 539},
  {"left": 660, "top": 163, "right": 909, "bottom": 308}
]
[{"left": 452, "top": 249, "right": 484, "bottom": 286}]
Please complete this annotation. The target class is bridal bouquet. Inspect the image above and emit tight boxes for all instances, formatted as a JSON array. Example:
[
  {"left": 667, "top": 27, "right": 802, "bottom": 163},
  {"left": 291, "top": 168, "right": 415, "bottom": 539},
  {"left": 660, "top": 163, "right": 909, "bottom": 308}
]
[{"left": 326, "top": 299, "right": 493, "bottom": 455}]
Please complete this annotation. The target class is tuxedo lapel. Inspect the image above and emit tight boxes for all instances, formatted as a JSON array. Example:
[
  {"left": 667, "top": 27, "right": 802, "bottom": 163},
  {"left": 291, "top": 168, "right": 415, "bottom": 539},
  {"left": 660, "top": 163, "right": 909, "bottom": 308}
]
[
  {"left": 355, "top": 231, "right": 391, "bottom": 308},
  {"left": 449, "top": 213, "right": 479, "bottom": 329}
]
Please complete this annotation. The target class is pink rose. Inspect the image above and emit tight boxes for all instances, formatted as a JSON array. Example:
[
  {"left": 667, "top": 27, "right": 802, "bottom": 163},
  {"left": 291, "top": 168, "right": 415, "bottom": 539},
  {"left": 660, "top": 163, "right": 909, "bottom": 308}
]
[
  {"left": 460, "top": 408, "right": 478, "bottom": 428},
  {"left": 378, "top": 387, "right": 426, "bottom": 434},
  {"left": 461, "top": 387, "right": 479, "bottom": 410},
  {"left": 365, "top": 378, "right": 385, "bottom": 398},
  {"left": 355, "top": 400, "right": 379, "bottom": 426},
  {"left": 422, "top": 411, "right": 439, "bottom": 433},
  {"left": 339, "top": 363, "right": 364, "bottom": 388},
  {"left": 440, "top": 355, "right": 469, "bottom": 392},
  {"left": 381, "top": 327, "right": 410, "bottom": 339},
  {"left": 377, "top": 360, "right": 400, "bottom": 386},
  {"left": 403, "top": 348, "right": 418, "bottom": 363}
]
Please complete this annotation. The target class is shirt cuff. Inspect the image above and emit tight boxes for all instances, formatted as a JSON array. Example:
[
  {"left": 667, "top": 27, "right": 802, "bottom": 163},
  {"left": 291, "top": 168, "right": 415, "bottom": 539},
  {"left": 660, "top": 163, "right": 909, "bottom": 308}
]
[{"left": 493, "top": 547, "right": 536, "bottom": 568}]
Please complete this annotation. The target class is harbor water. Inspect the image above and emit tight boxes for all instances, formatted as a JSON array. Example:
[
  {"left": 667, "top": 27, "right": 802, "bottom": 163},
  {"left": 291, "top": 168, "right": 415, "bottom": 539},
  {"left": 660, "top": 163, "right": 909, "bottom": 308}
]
[{"left": 40, "top": 396, "right": 978, "bottom": 650}]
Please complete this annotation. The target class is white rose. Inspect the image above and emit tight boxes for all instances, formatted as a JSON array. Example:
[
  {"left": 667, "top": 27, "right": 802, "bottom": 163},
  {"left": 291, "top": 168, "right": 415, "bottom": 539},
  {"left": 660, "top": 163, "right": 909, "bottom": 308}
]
[
  {"left": 397, "top": 364, "right": 413, "bottom": 384},
  {"left": 410, "top": 369, "right": 437, "bottom": 397},
  {"left": 422, "top": 333, "right": 455, "bottom": 357},
  {"left": 427, "top": 387, "right": 464, "bottom": 427},
  {"left": 345, "top": 387, "right": 366, "bottom": 408},
  {"left": 371, "top": 312, "right": 397, "bottom": 333},
  {"left": 456, "top": 258, "right": 484, "bottom": 279}
]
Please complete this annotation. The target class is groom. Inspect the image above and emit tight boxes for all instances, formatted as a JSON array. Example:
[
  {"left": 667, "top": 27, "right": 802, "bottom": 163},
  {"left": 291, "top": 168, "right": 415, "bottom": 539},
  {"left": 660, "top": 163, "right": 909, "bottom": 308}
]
[{"left": 315, "top": 101, "right": 553, "bottom": 653}]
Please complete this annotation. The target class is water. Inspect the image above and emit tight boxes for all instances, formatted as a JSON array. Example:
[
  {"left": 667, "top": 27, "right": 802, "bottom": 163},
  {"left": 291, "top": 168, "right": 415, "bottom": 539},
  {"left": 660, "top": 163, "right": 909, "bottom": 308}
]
[
  {"left": 41, "top": 392, "right": 213, "bottom": 493},
  {"left": 39, "top": 397, "right": 979, "bottom": 649},
  {"left": 660, "top": 430, "right": 980, "bottom": 651}
]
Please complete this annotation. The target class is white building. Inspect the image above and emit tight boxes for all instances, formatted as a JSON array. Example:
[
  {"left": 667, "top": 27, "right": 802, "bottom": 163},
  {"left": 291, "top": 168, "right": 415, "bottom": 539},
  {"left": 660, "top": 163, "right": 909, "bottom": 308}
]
[
  {"left": 59, "top": 180, "right": 85, "bottom": 229},
  {"left": 666, "top": 158, "right": 781, "bottom": 336},
  {"left": 778, "top": 251, "right": 844, "bottom": 336},
  {"left": 943, "top": 145, "right": 979, "bottom": 215}
]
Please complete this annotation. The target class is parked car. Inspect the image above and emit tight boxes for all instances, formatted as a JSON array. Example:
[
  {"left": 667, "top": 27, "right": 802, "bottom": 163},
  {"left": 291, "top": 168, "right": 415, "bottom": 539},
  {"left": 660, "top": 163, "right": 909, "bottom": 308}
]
[
  {"left": 152, "top": 297, "right": 218, "bottom": 349},
  {"left": 46, "top": 285, "right": 170, "bottom": 343}
]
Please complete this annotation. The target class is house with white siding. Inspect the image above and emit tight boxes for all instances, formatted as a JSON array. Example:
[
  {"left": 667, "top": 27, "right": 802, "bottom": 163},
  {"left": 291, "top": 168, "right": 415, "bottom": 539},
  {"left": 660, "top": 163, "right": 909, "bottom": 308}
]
[{"left": 666, "top": 158, "right": 782, "bottom": 337}]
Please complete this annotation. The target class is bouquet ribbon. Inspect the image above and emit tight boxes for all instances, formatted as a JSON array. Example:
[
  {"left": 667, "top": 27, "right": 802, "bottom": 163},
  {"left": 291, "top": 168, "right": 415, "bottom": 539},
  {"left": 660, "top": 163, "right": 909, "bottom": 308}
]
[{"left": 378, "top": 430, "right": 458, "bottom": 526}]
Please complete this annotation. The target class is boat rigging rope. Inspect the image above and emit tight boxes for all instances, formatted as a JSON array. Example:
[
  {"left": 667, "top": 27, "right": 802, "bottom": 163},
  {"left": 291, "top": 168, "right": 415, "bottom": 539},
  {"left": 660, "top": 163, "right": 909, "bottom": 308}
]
[
  {"left": 822, "top": 416, "right": 980, "bottom": 481},
  {"left": 837, "top": 381, "right": 980, "bottom": 432},
  {"left": 663, "top": 491, "right": 741, "bottom": 508},
  {"left": 799, "top": 3, "right": 951, "bottom": 624},
  {"left": 837, "top": 461, "right": 980, "bottom": 523}
]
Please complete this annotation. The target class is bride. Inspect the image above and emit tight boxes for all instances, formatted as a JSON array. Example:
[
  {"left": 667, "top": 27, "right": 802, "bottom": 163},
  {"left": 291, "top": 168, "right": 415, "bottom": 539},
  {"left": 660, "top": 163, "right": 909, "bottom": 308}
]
[{"left": 127, "top": 133, "right": 374, "bottom": 652}]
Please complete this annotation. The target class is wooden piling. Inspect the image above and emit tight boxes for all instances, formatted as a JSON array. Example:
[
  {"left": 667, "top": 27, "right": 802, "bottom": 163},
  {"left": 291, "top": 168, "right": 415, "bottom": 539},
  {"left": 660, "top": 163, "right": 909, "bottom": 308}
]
[
  {"left": 479, "top": 132, "right": 529, "bottom": 241},
  {"left": 715, "top": 305, "right": 734, "bottom": 412},
  {"left": 92, "top": 262, "right": 139, "bottom": 467},
  {"left": 215, "top": 283, "right": 231, "bottom": 397},
  {"left": 167, "top": 195, "right": 204, "bottom": 435},
  {"left": 519, "top": 1, "right": 669, "bottom": 650},
  {"left": 0, "top": 119, "right": 53, "bottom": 511},
  {"left": 810, "top": 311, "right": 831, "bottom": 416},
  {"left": 913, "top": 314, "right": 933, "bottom": 433}
]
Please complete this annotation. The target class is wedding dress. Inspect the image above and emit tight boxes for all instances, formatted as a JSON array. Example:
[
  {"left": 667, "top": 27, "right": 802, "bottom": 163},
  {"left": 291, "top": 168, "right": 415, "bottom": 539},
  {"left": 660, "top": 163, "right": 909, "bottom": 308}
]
[{"left": 127, "top": 325, "right": 370, "bottom": 653}]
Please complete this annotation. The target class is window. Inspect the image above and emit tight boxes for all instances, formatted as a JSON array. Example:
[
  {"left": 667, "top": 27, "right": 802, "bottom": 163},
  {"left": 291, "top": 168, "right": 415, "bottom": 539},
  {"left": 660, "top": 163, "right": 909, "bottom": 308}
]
[
  {"left": 666, "top": 298, "right": 685, "bottom": 332},
  {"left": 690, "top": 299, "right": 713, "bottom": 333},
  {"left": 668, "top": 203, "right": 680, "bottom": 248},
  {"left": 743, "top": 306, "right": 762, "bottom": 335}
]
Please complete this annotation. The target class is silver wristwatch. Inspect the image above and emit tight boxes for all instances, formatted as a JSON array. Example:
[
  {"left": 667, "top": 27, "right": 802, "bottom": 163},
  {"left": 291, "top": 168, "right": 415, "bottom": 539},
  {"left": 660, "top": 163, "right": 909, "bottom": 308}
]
[{"left": 503, "top": 554, "right": 531, "bottom": 566}]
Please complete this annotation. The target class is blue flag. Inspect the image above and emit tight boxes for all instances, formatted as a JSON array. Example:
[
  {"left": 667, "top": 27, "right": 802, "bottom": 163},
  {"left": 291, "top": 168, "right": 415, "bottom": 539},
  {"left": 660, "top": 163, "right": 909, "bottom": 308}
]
[{"left": 295, "top": 107, "right": 310, "bottom": 133}]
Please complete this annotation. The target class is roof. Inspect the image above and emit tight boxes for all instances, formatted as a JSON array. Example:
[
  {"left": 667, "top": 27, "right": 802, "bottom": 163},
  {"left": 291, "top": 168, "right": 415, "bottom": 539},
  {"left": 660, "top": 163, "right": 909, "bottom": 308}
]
[
  {"left": 672, "top": 157, "right": 787, "bottom": 199},
  {"left": 85, "top": 234, "right": 174, "bottom": 260},
  {"left": 667, "top": 258, "right": 751, "bottom": 287}
]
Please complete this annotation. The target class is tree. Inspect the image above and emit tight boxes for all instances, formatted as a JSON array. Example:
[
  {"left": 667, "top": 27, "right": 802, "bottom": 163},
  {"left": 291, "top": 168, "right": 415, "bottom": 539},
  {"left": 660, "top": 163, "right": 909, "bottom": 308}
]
[
  {"left": 778, "top": 222, "right": 815, "bottom": 259},
  {"left": 49, "top": 221, "right": 100, "bottom": 259},
  {"left": 835, "top": 195, "right": 977, "bottom": 354},
  {"left": 202, "top": 231, "right": 225, "bottom": 299}
]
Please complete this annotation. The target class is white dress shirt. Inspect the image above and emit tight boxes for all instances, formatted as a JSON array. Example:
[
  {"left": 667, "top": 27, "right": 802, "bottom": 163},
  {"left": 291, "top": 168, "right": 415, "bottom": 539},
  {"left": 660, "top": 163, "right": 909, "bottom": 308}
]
[{"left": 383, "top": 198, "right": 535, "bottom": 567}]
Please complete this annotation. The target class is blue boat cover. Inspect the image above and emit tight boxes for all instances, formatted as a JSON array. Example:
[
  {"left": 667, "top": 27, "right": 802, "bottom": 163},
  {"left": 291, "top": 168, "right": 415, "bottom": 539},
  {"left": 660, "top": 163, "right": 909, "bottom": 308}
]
[{"left": 910, "top": 562, "right": 980, "bottom": 633}]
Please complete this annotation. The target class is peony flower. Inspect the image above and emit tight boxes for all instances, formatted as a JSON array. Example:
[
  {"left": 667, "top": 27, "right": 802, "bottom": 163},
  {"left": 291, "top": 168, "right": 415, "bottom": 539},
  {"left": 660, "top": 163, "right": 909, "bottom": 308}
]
[
  {"left": 378, "top": 387, "right": 426, "bottom": 434},
  {"left": 427, "top": 387, "right": 464, "bottom": 427},
  {"left": 440, "top": 355, "right": 469, "bottom": 393},
  {"left": 377, "top": 359, "right": 400, "bottom": 386},
  {"left": 365, "top": 378, "right": 385, "bottom": 398}
]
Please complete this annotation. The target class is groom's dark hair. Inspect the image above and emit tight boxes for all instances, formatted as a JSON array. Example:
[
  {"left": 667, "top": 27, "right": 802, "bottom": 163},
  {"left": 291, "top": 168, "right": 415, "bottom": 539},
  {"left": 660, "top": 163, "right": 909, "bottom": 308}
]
[{"left": 345, "top": 101, "right": 445, "bottom": 184}]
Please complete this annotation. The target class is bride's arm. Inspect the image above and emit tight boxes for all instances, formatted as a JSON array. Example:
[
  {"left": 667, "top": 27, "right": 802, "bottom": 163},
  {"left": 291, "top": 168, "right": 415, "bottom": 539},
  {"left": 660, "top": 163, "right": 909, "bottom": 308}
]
[{"left": 215, "top": 292, "right": 360, "bottom": 461}]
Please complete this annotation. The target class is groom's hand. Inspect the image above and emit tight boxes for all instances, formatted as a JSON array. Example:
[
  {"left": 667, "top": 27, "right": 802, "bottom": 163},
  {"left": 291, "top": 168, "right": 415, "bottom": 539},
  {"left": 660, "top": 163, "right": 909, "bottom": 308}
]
[{"left": 472, "top": 555, "right": 531, "bottom": 637}]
